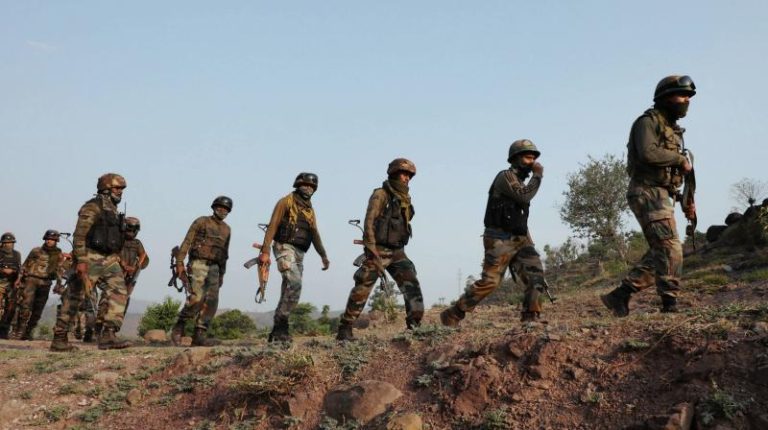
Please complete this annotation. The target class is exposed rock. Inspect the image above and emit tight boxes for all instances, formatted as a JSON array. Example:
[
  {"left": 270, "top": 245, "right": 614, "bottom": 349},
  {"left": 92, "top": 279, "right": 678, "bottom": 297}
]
[
  {"left": 180, "top": 336, "right": 192, "bottom": 347},
  {"left": 323, "top": 380, "right": 402, "bottom": 424},
  {"left": 354, "top": 315, "right": 371, "bottom": 329},
  {"left": 287, "top": 389, "right": 322, "bottom": 421},
  {"left": 424, "top": 344, "right": 462, "bottom": 369},
  {"left": 386, "top": 413, "right": 423, "bottom": 430},
  {"left": 563, "top": 366, "right": 584, "bottom": 381},
  {"left": 92, "top": 371, "right": 120, "bottom": 386},
  {"left": 169, "top": 348, "right": 210, "bottom": 373},
  {"left": 143, "top": 329, "right": 167, "bottom": 343},
  {"left": 126, "top": 388, "right": 142, "bottom": 405},
  {"left": 662, "top": 402, "right": 694, "bottom": 430}
]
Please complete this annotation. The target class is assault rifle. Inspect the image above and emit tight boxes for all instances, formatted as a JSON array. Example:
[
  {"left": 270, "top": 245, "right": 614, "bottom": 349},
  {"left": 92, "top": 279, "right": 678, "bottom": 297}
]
[
  {"left": 680, "top": 148, "right": 697, "bottom": 250},
  {"left": 511, "top": 267, "right": 557, "bottom": 304},
  {"left": 167, "top": 246, "right": 188, "bottom": 293},
  {"left": 244, "top": 223, "right": 270, "bottom": 303},
  {"left": 348, "top": 219, "right": 394, "bottom": 298}
]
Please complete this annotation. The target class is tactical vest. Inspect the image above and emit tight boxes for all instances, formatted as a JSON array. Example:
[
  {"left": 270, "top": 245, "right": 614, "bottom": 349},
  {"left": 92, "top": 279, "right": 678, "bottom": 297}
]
[
  {"left": 25, "top": 246, "right": 62, "bottom": 280},
  {"left": 0, "top": 249, "right": 21, "bottom": 279},
  {"left": 626, "top": 109, "right": 685, "bottom": 189},
  {"left": 86, "top": 197, "right": 125, "bottom": 254},
  {"left": 121, "top": 239, "right": 141, "bottom": 266},
  {"left": 373, "top": 189, "right": 413, "bottom": 249},
  {"left": 275, "top": 215, "right": 313, "bottom": 252},
  {"left": 189, "top": 218, "right": 228, "bottom": 264},
  {"left": 483, "top": 171, "right": 530, "bottom": 235}
]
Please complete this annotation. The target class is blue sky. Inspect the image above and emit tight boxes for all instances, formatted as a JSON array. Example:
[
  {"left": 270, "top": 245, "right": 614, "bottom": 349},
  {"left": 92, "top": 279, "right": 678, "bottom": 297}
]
[{"left": 2, "top": 1, "right": 767, "bottom": 312}]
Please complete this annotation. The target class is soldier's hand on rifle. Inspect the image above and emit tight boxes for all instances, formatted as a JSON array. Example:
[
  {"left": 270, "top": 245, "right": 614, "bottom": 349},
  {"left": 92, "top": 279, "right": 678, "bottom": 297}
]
[
  {"left": 176, "top": 262, "right": 187, "bottom": 280},
  {"left": 685, "top": 202, "right": 697, "bottom": 220},
  {"left": 681, "top": 159, "right": 693, "bottom": 174},
  {"left": 532, "top": 162, "right": 544, "bottom": 176},
  {"left": 124, "top": 265, "right": 136, "bottom": 276},
  {"left": 53, "top": 283, "right": 65, "bottom": 295},
  {"left": 76, "top": 262, "right": 88, "bottom": 279},
  {"left": 257, "top": 252, "right": 270, "bottom": 267},
  {"left": 321, "top": 257, "right": 330, "bottom": 271},
  {"left": 0, "top": 268, "right": 14, "bottom": 276}
]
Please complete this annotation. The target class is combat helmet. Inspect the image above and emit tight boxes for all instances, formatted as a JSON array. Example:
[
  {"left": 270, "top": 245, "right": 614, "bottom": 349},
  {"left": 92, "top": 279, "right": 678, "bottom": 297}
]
[
  {"left": 1, "top": 232, "right": 16, "bottom": 243},
  {"left": 211, "top": 196, "right": 233, "bottom": 212},
  {"left": 508, "top": 139, "right": 541, "bottom": 162},
  {"left": 96, "top": 173, "right": 127, "bottom": 192},
  {"left": 125, "top": 217, "right": 141, "bottom": 232},
  {"left": 387, "top": 158, "right": 417, "bottom": 177},
  {"left": 43, "top": 230, "right": 60, "bottom": 241},
  {"left": 654, "top": 75, "right": 696, "bottom": 101},
  {"left": 293, "top": 172, "right": 319, "bottom": 190}
]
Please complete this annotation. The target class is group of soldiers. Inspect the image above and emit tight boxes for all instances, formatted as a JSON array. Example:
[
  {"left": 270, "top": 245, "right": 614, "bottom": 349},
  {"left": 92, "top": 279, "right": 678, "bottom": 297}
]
[{"left": 0, "top": 74, "right": 698, "bottom": 351}]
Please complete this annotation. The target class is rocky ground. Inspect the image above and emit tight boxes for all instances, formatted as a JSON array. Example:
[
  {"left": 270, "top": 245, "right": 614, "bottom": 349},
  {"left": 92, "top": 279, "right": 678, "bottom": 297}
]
[{"left": 1, "top": 245, "right": 767, "bottom": 430}]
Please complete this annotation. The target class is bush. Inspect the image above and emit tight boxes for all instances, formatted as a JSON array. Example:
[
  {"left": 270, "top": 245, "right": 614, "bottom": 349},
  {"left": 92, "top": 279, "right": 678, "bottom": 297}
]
[
  {"left": 210, "top": 310, "right": 257, "bottom": 340},
  {"left": 290, "top": 302, "right": 326, "bottom": 336},
  {"left": 138, "top": 297, "right": 181, "bottom": 336}
]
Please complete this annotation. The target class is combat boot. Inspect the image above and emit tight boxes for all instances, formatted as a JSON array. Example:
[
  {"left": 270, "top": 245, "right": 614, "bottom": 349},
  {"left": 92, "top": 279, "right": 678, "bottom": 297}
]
[
  {"left": 22, "top": 327, "right": 34, "bottom": 341},
  {"left": 171, "top": 319, "right": 185, "bottom": 346},
  {"left": 191, "top": 328, "right": 221, "bottom": 347},
  {"left": 439, "top": 305, "right": 465, "bottom": 328},
  {"left": 74, "top": 324, "right": 83, "bottom": 340},
  {"left": 83, "top": 323, "right": 100, "bottom": 343},
  {"left": 661, "top": 296, "right": 678, "bottom": 313},
  {"left": 0, "top": 325, "right": 9, "bottom": 339},
  {"left": 50, "top": 332, "right": 78, "bottom": 352},
  {"left": 268, "top": 319, "right": 292, "bottom": 344},
  {"left": 336, "top": 321, "right": 355, "bottom": 342},
  {"left": 98, "top": 327, "right": 131, "bottom": 350},
  {"left": 405, "top": 318, "right": 421, "bottom": 330},
  {"left": 600, "top": 285, "right": 632, "bottom": 317},
  {"left": 520, "top": 311, "right": 540, "bottom": 322},
  {"left": 10, "top": 324, "right": 25, "bottom": 340}
]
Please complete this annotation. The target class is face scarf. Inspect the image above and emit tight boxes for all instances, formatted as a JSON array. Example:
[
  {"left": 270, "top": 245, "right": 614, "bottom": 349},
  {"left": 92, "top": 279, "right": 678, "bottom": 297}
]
[
  {"left": 286, "top": 191, "right": 316, "bottom": 228},
  {"left": 383, "top": 178, "right": 413, "bottom": 222}
]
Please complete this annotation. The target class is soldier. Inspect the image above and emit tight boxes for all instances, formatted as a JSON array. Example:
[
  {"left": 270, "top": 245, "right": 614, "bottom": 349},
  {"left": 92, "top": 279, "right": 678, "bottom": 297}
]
[
  {"left": 86, "top": 217, "right": 149, "bottom": 341},
  {"left": 601, "top": 75, "right": 697, "bottom": 316},
  {"left": 336, "top": 158, "right": 424, "bottom": 341},
  {"left": 257, "top": 173, "right": 330, "bottom": 343},
  {"left": 0, "top": 232, "right": 22, "bottom": 339},
  {"left": 171, "top": 196, "right": 232, "bottom": 347},
  {"left": 11, "top": 230, "right": 64, "bottom": 340},
  {"left": 50, "top": 173, "right": 131, "bottom": 351},
  {"left": 440, "top": 140, "right": 549, "bottom": 327}
]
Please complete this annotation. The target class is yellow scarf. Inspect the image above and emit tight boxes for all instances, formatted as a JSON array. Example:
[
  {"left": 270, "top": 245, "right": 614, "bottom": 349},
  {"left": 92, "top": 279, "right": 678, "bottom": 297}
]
[{"left": 285, "top": 192, "right": 316, "bottom": 228}]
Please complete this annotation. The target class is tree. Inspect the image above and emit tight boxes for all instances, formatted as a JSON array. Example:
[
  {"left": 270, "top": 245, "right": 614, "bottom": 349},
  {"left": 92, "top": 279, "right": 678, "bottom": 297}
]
[
  {"left": 138, "top": 296, "right": 181, "bottom": 336},
  {"left": 560, "top": 154, "right": 630, "bottom": 257},
  {"left": 209, "top": 309, "right": 257, "bottom": 340},
  {"left": 368, "top": 280, "right": 401, "bottom": 322},
  {"left": 289, "top": 302, "right": 323, "bottom": 335},
  {"left": 730, "top": 178, "right": 768, "bottom": 209},
  {"left": 543, "top": 237, "right": 581, "bottom": 270}
]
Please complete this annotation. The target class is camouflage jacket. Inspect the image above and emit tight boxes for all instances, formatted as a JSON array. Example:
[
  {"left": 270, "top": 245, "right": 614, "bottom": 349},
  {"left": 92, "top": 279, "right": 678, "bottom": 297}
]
[
  {"left": 176, "top": 215, "right": 231, "bottom": 273},
  {"left": 0, "top": 248, "right": 22, "bottom": 280},
  {"left": 120, "top": 238, "right": 149, "bottom": 271},
  {"left": 363, "top": 187, "right": 415, "bottom": 250},
  {"left": 22, "top": 245, "right": 63, "bottom": 281},
  {"left": 490, "top": 166, "right": 542, "bottom": 205},
  {"left": 626, "top": 108, "right": 688, "bottom": 191}
]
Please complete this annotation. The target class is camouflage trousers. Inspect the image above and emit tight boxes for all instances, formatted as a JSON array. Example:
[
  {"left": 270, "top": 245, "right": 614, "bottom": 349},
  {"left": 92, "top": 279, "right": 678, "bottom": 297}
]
[
  {"left": 622, "top": 185, "right": 682, "bottom": 298},
  {"left": 273, "top": 242, "right": 305, "bottom": 324},
  {"left": 341, "top": 247, "right": 424, "bottom": 326},
  {"left": 456, "top": 234, "right": 547, "bottom": 314},
  {"left": 177, "top": 259, "right": 221, "bottom": 330},
  {"left": 14, "top": 277, "right": 52, "bottom": 333},
  {"left": 0, "top": 278, "right": 17, "bottom": 333},
  {"left": 53, "top": 252, "right": 128, "bottom": 336}
]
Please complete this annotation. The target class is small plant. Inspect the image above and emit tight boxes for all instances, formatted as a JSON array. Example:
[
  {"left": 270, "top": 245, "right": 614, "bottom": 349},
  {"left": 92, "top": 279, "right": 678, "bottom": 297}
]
[
  {"left": 414, "top": 373, "right": 433, "bottom": 387},
  {"left": 45, "top": 405, "right": 69, "bottom": 422},
  {"left": 700, "top": 274, "right": 729, "bottom": 286},
  {"left": 698, "top": 381, "right": 748, "bottom": 425},
  {"left": 79, "top": 405, "right": 104, "bottom": 423},
  {"left": 622, "top": 339, "right": 650, "bottom": 351},
  {"left": 282, "top": 415, "right": 303, "bottom": 428},
  {"left": 5, "top": 370, "right": 18, "bottom": 379},
  {"left": 333, "top": 341, "right": 370, "bottom": 379},
  {"left": 741, "top": 268, "right": 768, "bottom": 283},
  {"left": 318, "top": 416, "right": 360, "bottom": 430},
  {"left": 169, "top": 374, "right": 215, "bottom": 393},
  {"left": 482, "top": 406, "right": 510, "bottom": 430},
  {"left": 19, "top": 391, "right": 33, "bottom": 400},
  {"left": 106, "top": 362, "right": 126, "bottom": 371},
  {"left": 58, "top": 383, "right": 80, "bottom": 395},
  {"left": 85, "top": 386, "right": 102, "bottom": 398},
  {"left": 101, "top": 391, "right": 128, "bottom": 412},
  {"left": 73, "top": 370, "right": 94, "bottom": 381},
  {"left": 138, "top": 296, "right": 182, "bottom": 336}
]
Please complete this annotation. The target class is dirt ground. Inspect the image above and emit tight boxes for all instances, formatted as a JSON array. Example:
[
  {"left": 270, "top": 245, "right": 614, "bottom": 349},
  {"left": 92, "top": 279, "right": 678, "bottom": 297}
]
[{"left": 1, "top": 246, "right": 767, "bottom": 430}]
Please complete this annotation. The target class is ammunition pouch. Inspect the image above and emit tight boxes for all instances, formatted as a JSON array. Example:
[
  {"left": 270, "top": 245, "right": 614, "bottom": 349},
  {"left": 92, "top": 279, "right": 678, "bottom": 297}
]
[
  {"left": 373, "top": 195, "right": 411, "bottom": 249},
  {"left": 86, "top": 200, "right": 124, "bottom": 254},
  {"left": 484, "top": 193, "right": 529, "bottom": 235},
  {"left": 275, "top": 219, "right": 312, "bottom": 252}
]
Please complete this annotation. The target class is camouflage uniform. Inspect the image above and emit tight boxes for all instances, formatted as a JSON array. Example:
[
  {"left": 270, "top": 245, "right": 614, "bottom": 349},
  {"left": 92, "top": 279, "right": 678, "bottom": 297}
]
[
  {"left": 172, "top": 211, "right": 230, "bottom": 342},
  {"left": 51, "top": 173, "right": 130, "bottom": 351},
  {"left": 261, "top": 174, "right": 329, "bottom": 343},
  {"left": 12, "top": 243, "right": 63, "bottom": 339},
  {"left": 0, "top": 240, "right": 22, "bottom": 339},
  {"left": 602, "top": 75, "right": 696, "bottom": 316},
  {"left": 338, "top": 159, "right": 424, "bottom": 340},
  {"left": 442, "top": 140, "right": 548, "bottom": 326}
]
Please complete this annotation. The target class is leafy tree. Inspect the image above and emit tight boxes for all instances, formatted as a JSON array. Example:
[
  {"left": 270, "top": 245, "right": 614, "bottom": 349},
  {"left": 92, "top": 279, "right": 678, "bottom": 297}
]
[
  {"left": 368, "top": 280, "right": 401, "bottom": 322},
  {"left": 543, "top": 237, "right": 581, "bottom": 270},
  {"left": 138, "top": 296, "right": 181, "bottom": 336},
  {"left": 290, "top": 302, "right": 325, "bottom": 336},
  {"left": 209, "top": 309, "right": 257, "bottom": 340},
  {"left": 560, "top": 154, "right": 630, "bottom": 258}
]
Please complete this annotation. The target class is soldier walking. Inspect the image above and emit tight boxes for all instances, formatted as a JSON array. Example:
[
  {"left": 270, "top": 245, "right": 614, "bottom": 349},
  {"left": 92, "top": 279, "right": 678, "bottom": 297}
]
[
  {"left": 601, "top": 75, "right": 697, "bottom": 316},
  {"left": 171, "top": 196, "right": 232, "bottom": 347},
  {"left": 257, "top": 173, "right": 330, "bottom": 343},
  {"left": 50, "top": 173, "right": 131, "bottom": 351},
  {"left": 11, "top": 230, "right": 64, "bottom": 340},
  {"left": 440, "top": 140, "right": 549, "bottom": 326},
  {"left": 0, "top": 232, "right": 22, "bottom": 339},
  {"left": 337, "top": 158, "right": 424, "bottom": 341}
]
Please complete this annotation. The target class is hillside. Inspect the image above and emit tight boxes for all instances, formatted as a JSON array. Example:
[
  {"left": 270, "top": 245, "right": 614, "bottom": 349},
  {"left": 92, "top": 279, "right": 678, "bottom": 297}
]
[{"left": 0, "top": 244, "right": 767, "bottom": 430}]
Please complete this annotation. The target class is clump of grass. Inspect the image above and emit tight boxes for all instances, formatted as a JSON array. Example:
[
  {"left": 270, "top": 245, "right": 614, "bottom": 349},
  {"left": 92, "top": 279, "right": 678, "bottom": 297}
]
[
  {"left": 621, "top": 339, "right": 650, "bottom": 352},
  {"left": 31, "top": 358, "right": 75, "bottom": 374},
  {"left": 318, "top": 416, "right": 360, "bottom": 430},
  {"left": 333, "top": 341, "right": 370, "bottom": 380},
  {"left": 697, "top": 381, "right": 749, "bottom": 425},
  {"left": 45, "top": 405, "right": 69, "bottom": 422},
  {"left": 105, "top": 362, "right": 126, "bottom": 371},
  {"left": 741, "top": 268, "right": 768, "bottom": 283},
  {"left": 414, "top": 373, "right": 433, "bottom": 387},
  {"left": 483, "top": 406, "right": 511, "bottom": 430},
  {"left": 72, "top": 370, "right": 94, "bottom": 381},
  {"left": 169, "top": 374, "right": 215, "bottom": 394},
  {"left": 700, "top": 274, "right": 729, "bottom": 286},
  {"left": 231, "top": 352, "right": 314, "bottom": 398},
  {"left": 19, "top": 391, "right": 33, "bottom": 400},
  {"left": 58, "top": 383, "right": 80, "bottom": 395}
]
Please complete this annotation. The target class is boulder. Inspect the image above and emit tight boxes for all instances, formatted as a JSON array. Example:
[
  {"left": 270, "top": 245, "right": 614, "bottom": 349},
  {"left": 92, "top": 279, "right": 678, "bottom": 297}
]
[
  {"left": 324, "top": 380, "right": 402, "bottom": 424},
  {"left": 386, "top": 413, "right": 423, "bottom": 430},
  {"left": 92, "top": 371, "right": 120, "bottom": 386},
  {"left": 126, "top": 388, "right": 142, "bottom": 405},
  {"left": 143, "top": 329, "right": 167, "bottom": 343}
]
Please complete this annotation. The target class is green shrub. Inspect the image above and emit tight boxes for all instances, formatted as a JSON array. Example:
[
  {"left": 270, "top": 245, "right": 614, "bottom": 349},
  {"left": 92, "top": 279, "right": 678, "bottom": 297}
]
[
  {"left": 138, "top": 296, "right": 181, "bottom": 336},
  {"left": 210, "top": 309, "right": 257, "bottom": 340}
]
